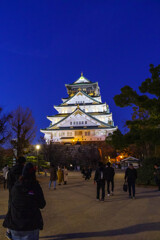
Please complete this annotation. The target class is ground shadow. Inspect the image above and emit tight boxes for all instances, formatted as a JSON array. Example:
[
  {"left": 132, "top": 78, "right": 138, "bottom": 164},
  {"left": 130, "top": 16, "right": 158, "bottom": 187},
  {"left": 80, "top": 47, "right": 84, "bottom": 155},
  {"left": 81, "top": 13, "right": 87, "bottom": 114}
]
[
  {"left": 137, "top": 190, "right": 159, "bottom": 194},
  {"left": 110, "top": 194, "right": 160, "bottom": 202},
  {"left": 40, "top": 222, "right": 160, "bottom": 240}
]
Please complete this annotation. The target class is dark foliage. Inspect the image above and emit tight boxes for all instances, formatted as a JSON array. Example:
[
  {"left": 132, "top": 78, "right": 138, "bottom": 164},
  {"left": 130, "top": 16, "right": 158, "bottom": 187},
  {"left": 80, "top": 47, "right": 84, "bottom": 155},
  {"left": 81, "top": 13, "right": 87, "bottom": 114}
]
[
  {"left": 0, "top": 107, "right": 12, "bottom": 145},
  {"left": 137, "top": 158, "right": 160, "bottom": 185},
  {"left": 10, "top": 106, "right": 36, "bottom": 157}
]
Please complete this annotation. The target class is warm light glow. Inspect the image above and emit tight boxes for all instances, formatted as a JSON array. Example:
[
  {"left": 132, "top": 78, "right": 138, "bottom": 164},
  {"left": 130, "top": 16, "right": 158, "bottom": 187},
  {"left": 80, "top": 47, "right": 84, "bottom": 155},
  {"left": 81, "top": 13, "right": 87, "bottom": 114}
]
[{"left": 36, "top": 144, "right": 40, "bottom": 150}]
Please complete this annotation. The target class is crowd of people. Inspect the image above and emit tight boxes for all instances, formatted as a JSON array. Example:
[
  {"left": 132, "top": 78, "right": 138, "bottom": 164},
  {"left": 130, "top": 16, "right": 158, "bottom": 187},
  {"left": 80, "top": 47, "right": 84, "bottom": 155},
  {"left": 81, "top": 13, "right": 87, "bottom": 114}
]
[
  {"left": 94, "top": 162, "right": 115, "bottom": 201},
  {"left": 1, "top": 161, "right": 69, "bottom": 240},
  {"left": 81, "top": 167, "right": 92, "bottom": 180},
  {"left": 93, "top": 162, "right": 160, "bottom": 201},
  {"left": 1, "top": 158, "right": 160, "bottom": 240},
  {"left": 2, "top": 157, "right": 46, "bottom": 240},
  {"left": 49, "top": 165, "right": 68, "bottom": 190}
]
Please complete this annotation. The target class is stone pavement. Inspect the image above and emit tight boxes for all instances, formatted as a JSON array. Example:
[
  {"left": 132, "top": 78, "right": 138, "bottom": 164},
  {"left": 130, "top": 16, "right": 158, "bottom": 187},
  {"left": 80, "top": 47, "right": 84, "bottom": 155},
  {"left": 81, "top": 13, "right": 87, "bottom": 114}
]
[{"left": 0, "top": 171, "right": 160, "bottom": 240}]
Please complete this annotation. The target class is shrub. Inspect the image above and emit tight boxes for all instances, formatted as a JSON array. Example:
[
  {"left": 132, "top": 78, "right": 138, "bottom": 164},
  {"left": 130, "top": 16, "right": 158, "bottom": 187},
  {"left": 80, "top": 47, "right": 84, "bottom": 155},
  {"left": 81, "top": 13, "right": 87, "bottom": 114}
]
[{"left": 137, "top": 158, "right": 160, "bottom": 185}]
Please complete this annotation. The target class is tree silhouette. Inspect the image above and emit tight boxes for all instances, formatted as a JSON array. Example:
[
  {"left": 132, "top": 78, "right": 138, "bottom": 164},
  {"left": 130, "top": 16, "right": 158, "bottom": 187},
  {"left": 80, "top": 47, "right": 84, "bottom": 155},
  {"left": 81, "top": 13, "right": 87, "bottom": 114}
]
[
  {"left": 0, "top": 107, "right": 11, "bottom": 145},
  {"left": 10, "top": 106, "right": 36, "bottom": 158}
]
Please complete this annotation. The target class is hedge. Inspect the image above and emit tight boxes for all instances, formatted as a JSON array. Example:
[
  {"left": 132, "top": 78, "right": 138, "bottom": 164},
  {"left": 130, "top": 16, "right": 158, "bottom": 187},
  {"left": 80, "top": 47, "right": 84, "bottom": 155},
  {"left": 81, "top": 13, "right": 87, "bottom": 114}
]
[{"left": 136, "top": 158, "right": 160, "bottom": 185}]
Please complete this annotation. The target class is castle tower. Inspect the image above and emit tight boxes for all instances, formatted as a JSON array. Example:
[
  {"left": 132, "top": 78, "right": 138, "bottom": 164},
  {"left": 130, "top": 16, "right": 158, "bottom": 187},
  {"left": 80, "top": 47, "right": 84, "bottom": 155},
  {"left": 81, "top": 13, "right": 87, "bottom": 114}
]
[{"left": 41, "top": 74, "right": 117, "bottom": 143}]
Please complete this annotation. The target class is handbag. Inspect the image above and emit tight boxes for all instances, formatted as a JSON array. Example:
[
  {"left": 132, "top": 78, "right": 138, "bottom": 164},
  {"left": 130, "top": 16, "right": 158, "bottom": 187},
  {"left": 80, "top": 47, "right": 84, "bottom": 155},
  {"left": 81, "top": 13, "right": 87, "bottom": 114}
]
[{"left": 123, "top": 181, "right": 128, "bottom": 192}]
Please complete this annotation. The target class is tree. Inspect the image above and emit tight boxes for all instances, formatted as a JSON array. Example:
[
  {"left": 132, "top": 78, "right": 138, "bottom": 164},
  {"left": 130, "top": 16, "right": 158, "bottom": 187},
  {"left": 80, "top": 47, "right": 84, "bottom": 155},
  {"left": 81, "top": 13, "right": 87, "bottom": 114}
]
[
  {"left": 0, "top": 107, "right": 11, "bottom": 145},
  {"left": 106, "top": 130, "right": 127, "bottom": 151},
  {"left": 10, "top": 106, "right": 36, "bottom": 158},
  {"left": 0, "top": 147, "right": 13, "bottom": 169},
  {"left": 113, "top": 64, "right": 160, "bottom": 158}
]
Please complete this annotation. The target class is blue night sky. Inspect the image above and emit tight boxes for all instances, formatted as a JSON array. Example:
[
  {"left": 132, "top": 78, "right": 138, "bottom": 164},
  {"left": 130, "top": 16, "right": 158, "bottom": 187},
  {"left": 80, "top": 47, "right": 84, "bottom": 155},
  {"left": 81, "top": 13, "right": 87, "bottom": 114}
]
[{"left": 0, "top": 0, "right": 160, "bottom": 142}]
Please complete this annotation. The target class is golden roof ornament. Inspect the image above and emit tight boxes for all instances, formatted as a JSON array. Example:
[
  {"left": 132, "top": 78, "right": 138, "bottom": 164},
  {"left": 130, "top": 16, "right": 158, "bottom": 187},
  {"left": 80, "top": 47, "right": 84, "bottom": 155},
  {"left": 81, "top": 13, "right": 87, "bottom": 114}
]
[{"left": 81, "top": 72, "right": 83, "bottom": 76}]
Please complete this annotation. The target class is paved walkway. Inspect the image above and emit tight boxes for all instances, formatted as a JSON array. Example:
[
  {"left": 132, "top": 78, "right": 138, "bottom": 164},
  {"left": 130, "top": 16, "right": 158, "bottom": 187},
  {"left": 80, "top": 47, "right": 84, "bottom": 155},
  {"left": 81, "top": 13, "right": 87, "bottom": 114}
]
[{"left": 0, "top": 171, "right": 160, "bottom": 240}]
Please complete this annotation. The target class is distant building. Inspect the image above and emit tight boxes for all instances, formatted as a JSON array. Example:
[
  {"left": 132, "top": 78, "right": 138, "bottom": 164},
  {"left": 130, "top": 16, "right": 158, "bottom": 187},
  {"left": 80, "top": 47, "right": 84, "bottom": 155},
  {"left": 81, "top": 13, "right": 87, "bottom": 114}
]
[
  {"left": 120, "top": 157, "right": 140, "bottom": 169},
  {"left": 41, "top": 73, "right": 117, "bottom": 144}
]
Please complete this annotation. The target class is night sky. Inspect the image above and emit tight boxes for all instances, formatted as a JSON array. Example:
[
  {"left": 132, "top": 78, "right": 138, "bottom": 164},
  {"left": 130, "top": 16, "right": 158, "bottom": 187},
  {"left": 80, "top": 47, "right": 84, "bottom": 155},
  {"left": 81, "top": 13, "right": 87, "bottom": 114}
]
[{"left": 0, "top": 0, "right": 160, "bottom": 142}]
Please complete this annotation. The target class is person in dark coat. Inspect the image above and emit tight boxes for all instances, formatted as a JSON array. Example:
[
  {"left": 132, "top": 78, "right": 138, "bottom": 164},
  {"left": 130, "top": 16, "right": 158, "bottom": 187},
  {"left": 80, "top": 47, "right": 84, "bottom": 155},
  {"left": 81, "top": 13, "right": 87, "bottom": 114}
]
[
  {"left": 88, "top": 166, "right": 92, "bottom": 179},
  {"left": 125, "top": 163, "right": 137, "bottom": 199},
  {"left": 6, "top": 156, "right": 26, "bottom": 239},
  {"left": 105, "top": 162, "right": 115, "bottom": 196},
  {"left": 3, "top": 162, "right": 46, "bottom": 240},
  {"left": 81, "top": 167, "right": 85, "bottom": 178},
  {"left": 49, "top": 165, "right": 57, "bottom": 190},
  {"left": 94, "top": 162, "right": 106, "bottom": 201},
  {"left": 154, "top": 163, "right": 160, "bottom": 191},
  {"left": 7, "top": 156, "right": 26, "bottom": 194},
  {"left": 85, "top": 167, "right": 91, "bottom": 180}
]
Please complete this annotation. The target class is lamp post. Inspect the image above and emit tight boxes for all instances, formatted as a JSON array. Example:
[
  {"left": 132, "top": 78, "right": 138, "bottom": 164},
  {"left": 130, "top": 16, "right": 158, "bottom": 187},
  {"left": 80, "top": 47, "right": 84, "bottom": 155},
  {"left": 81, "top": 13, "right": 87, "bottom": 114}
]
[{"left": 36, "top": 144, "right": 40, "bottom": 173}]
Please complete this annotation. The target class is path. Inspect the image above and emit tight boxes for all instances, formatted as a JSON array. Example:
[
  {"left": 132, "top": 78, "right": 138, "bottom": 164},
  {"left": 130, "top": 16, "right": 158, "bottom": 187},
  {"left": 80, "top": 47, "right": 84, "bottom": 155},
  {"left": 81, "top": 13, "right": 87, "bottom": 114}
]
[{"left": 0, "top": 171, "right": 160, "bottom": 240}]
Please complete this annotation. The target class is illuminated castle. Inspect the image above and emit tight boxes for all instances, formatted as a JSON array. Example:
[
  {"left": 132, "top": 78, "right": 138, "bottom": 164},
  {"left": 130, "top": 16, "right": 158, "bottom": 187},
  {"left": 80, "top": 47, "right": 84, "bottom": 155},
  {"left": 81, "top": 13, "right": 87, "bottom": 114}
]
[{"left": 41, "top": 74, "right": 117, "bottom": 143}]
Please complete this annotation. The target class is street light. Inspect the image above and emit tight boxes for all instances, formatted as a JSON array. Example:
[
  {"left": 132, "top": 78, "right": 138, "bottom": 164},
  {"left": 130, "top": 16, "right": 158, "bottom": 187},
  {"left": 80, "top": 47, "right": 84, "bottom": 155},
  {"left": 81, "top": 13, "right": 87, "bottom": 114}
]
[{"left": 36, "top": 145, "right": 40, "bottom": 173}]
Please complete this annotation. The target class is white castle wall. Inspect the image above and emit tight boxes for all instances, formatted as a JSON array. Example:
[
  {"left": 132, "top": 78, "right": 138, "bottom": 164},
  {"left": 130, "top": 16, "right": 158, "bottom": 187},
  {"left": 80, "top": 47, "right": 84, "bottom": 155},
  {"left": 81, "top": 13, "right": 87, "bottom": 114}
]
[{"left": 57, "top": 104, "right": 107, "bottom": 114}]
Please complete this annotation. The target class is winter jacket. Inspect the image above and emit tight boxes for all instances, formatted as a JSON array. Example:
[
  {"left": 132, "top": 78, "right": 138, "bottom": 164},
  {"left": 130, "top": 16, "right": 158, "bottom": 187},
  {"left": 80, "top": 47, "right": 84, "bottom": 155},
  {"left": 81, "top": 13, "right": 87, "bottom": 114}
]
[
  {"left": 94, "top": 166, "right": 106, "bottom": 182},
  {"left": 105, "top": 166, "right": 115, "bottom": 181},
  {"left": 50, "top": 167, "right": 57, "bottom": 181},
  {"left": 125, "top": 168, "right": 137, "bottom": 183},
  {"left": 7, "top": 164, "right": 24, "bottom": 191},
  {"left": 3, "top": 180, "right": 46, "bottom": 231},
  {"left": 63, "top": 168, "right": 68, "bottom": 182},
  {"left": 57, "top": 168, "right": 63, "bottom": 183}
]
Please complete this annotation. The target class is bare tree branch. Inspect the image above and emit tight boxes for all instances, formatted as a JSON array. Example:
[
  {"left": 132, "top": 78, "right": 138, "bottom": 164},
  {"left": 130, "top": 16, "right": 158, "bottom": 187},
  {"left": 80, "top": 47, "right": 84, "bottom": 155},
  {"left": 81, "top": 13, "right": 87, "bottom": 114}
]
[{"left": 10, "top": 106, "right": 36, "bottom": 157}]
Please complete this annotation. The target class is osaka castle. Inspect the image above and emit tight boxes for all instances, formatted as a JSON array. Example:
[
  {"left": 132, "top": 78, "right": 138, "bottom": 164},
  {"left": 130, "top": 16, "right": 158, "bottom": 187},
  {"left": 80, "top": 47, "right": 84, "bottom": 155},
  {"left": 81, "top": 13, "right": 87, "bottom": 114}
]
[{"left": 41, "top": 73, "right": 117, "bottom": 144}]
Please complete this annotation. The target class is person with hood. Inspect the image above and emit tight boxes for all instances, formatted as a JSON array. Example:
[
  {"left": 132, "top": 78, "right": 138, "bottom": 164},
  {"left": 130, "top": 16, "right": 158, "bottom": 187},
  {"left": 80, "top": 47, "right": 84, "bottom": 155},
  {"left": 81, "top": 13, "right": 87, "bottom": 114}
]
[
  {"left": 94, "top": 162, "right": 106, "bottom": 201},
  {"left": 3, "top": 162, "right": 46, "bottom": 240},
  {"left": 125, "top": 163, "right": 137, "bottom": 199},
  {"left": 105, "top": 162, "right": 115, "bottom": 196}
]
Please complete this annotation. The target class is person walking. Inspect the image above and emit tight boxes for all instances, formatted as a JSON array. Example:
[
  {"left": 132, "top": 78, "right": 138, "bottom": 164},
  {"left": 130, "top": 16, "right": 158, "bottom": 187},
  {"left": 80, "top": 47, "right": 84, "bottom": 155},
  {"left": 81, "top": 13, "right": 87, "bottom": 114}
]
[
  {"left": 7, "top": 157, "right": 26, "bottom": 194},
  {"left": 105, "top": 162, "right": 115, "bottom": 196},
  {"left": 125, "top": 163, "right": 137, "bottom": 199},
  {"left": 6, "top": 156, "right": 26, "bottom": 239},
  {"left": 85, "top": 167, "right": 90, "bottom": 180},
  {"left": 49, "top": 165, "right": 57, "bottom": 190},
  {"left": 57, "top": 166, "right": 63, "bottom": 185},
  {"left": 153, "top": 163, "right": 160, "bottom": 191},
  {"left": 81, "top": 167, "right": 85, "bottom": 178},
  {"left": 63, "top": 166, "right": 68, "bottom": 185},
  {"left": 2, "top": 164, "right": 9, "bottom": 189},
  {"left": 94, "top": 162, "right": 106, "bottom": 201},
  {"left": 88, "top": 166, "right": 92, "bottom": 179},
  {"left": 3, "top": 162, "right": 46, "bottom": 240}
]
